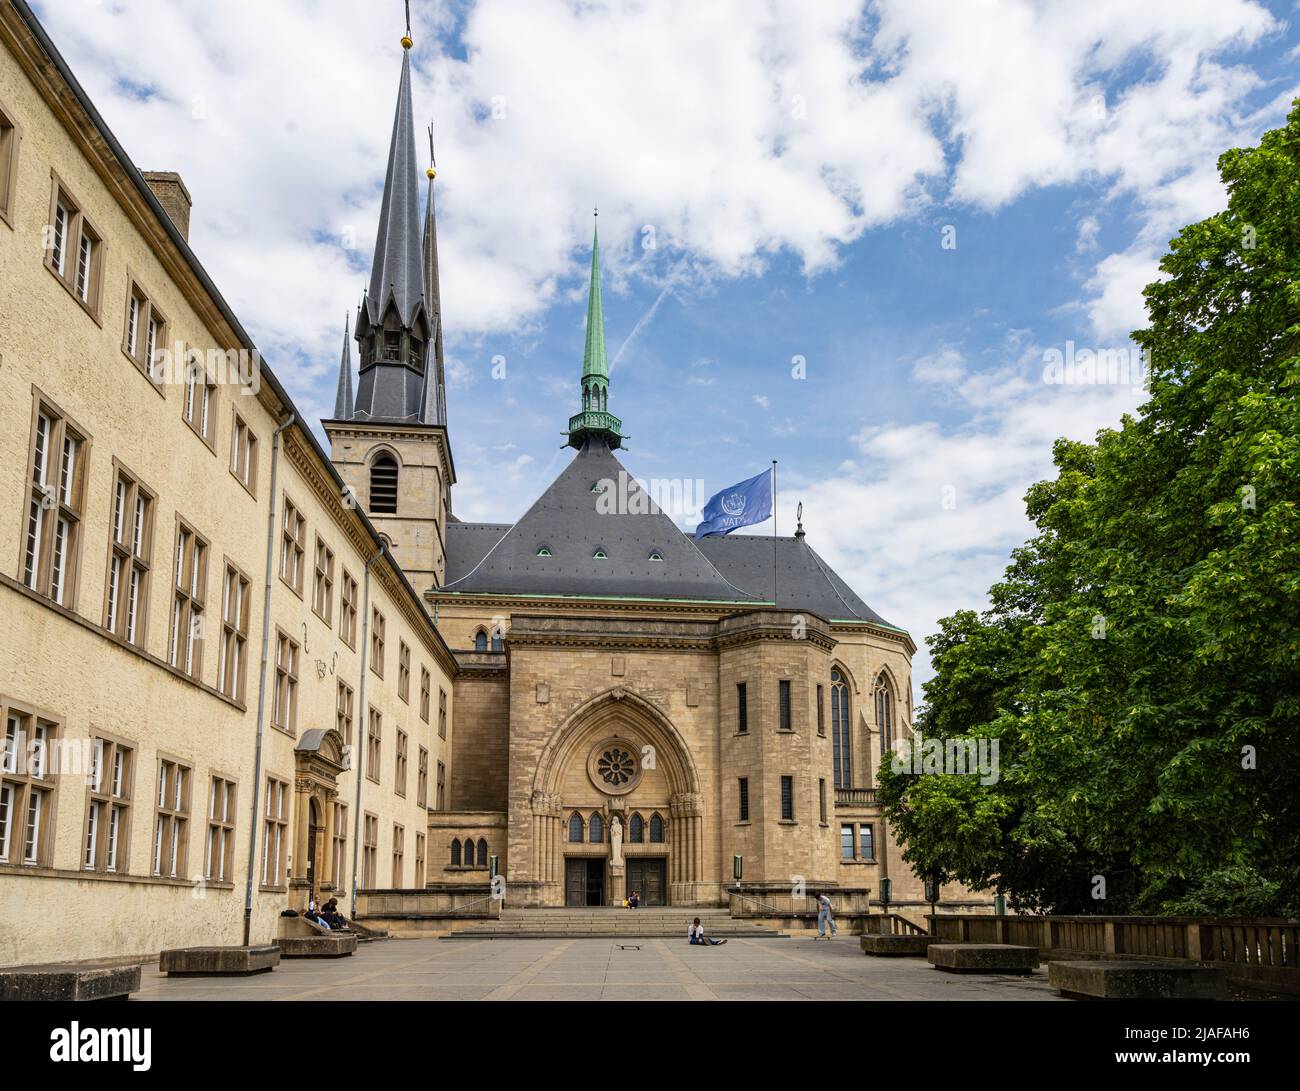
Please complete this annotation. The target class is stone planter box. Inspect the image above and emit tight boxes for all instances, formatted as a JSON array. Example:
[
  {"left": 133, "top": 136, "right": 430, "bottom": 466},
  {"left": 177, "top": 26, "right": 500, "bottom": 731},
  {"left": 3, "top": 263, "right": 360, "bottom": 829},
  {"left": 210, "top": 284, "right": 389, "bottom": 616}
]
[
  {"left": 1049, "top": 960, "right": 1226, "bottom": 1000},
  {"left": 0, "top": 963, "right": 141, "bottom": 1001},
  {"left": 928, "top": 943, "right": 1040, "bottom": 974},
  {"left": 860, "top": 934, "right": 937, "bottom": 957},
  {"left": 159, "top": 945, "right": 280, "bottom": 976},
  {"left": 275, "top": 933, "right": 357, "bottom": 958}
]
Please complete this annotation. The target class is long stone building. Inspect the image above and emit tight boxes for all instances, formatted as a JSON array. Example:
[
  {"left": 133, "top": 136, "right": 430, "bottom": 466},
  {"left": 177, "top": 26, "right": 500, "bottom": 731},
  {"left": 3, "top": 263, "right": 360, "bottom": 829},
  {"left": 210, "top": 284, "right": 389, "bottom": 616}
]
[{"left": 0, "top": 3, "right": 970, "bottom": 964}]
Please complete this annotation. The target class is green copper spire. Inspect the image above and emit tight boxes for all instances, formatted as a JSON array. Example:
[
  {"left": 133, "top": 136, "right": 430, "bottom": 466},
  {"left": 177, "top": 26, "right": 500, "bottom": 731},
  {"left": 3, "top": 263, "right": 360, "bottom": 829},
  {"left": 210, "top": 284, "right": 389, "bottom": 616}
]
[{"left": 567, "top": 213, "right": 624, "bottom": 449}]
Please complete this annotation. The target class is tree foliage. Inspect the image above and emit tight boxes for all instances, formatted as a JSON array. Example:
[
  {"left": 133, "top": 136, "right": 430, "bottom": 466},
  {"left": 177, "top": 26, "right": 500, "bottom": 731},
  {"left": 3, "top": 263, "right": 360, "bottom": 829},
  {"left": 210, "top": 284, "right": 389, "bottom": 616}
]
[{"left": 878, "top": 103, "right": 1300, "bottom": 916}]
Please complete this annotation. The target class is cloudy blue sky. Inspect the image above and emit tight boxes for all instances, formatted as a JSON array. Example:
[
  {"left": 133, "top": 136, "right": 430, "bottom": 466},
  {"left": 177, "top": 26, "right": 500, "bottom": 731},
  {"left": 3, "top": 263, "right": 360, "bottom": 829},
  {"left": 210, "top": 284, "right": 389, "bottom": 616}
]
[{"left": 34, "top": 0, "right": 1300, "bottom": 682}]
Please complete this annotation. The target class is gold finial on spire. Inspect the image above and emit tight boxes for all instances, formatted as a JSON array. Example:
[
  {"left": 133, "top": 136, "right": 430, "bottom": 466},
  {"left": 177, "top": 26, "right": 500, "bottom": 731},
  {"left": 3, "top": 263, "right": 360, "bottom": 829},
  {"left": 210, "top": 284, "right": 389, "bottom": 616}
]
[
  {"left": 401, "top": 0, "right": 413, "bottom": 48},
  {"left": 427, "top": 123, "right": 437, "bottom": 179}
]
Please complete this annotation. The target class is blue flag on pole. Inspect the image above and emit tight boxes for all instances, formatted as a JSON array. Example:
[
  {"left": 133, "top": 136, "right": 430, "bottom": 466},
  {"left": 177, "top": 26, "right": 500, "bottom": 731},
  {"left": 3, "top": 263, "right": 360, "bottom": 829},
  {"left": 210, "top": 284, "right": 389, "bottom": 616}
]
[{"left": 694, "top": 469, "right": 773, "bottom": 538}]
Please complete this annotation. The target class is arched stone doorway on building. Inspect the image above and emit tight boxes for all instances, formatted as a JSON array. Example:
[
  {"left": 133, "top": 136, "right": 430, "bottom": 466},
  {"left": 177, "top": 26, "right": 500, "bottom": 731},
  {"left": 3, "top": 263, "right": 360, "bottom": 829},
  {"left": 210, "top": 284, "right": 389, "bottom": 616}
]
[
  {"left": 292, "top": 728, "right": 346, "bottom": 908},
  {"left": 532, "top": 687, "right": 703, "bottom": 908}
]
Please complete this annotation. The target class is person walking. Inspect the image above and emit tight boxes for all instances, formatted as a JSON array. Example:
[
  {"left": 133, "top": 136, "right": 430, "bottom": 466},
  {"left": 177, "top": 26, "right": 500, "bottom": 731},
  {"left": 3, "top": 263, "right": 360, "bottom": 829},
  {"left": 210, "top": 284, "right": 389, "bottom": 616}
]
[{"left": 815, "top": 892, "right": 837, "bottom": 939}]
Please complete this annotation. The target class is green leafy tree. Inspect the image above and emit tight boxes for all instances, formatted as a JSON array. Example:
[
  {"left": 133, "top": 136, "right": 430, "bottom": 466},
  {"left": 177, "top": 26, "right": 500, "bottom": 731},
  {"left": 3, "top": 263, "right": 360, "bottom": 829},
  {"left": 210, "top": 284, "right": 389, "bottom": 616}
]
[{"left": 879, "top": 103, "right": 1300, "bottom": 916}]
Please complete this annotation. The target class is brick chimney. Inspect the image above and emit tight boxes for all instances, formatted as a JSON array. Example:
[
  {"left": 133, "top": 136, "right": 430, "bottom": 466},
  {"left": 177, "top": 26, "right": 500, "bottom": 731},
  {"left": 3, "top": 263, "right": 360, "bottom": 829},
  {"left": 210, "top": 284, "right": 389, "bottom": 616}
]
[{"left": 142, "top": 171, "right": 192, "bottom": 241}]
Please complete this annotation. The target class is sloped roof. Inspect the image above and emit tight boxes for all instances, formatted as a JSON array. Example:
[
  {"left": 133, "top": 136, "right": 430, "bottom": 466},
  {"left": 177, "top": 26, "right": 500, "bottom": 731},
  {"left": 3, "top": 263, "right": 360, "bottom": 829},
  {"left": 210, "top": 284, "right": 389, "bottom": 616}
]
[
  {"left": 441, "top": 443, "right": 899, "bottom": 629},
  {"left": 442, "top": 442, "right": 756, "bottom": 601}
]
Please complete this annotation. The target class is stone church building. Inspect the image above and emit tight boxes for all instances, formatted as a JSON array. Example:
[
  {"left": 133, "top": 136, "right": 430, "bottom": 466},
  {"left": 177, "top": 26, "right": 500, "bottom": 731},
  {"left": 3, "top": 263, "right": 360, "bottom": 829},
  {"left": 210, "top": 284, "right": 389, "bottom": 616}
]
[{"left": 324, "top": 36, "right": 926, "bottom": 911}]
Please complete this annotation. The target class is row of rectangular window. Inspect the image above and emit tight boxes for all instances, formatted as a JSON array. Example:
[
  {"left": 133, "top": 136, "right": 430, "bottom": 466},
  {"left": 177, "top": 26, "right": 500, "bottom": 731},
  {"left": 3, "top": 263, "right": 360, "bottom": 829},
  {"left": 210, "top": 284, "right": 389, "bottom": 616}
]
[{"left": 734, "top": 679, "right": 795, "bottom": 733}]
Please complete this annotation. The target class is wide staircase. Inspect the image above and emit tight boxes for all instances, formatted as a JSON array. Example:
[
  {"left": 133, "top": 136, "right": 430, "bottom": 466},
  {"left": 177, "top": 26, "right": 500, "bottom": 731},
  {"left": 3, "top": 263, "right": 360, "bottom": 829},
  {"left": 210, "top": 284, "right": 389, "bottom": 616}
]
[{"left": 444, "top": 906, "right": 784, "bottom": 940}]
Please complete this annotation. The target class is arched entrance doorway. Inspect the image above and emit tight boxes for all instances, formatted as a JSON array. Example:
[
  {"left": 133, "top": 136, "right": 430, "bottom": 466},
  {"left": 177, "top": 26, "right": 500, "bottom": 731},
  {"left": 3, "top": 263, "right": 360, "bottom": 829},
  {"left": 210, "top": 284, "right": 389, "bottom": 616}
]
[{"left": 530, "top": 688, "right": 703, "bottom": 907}]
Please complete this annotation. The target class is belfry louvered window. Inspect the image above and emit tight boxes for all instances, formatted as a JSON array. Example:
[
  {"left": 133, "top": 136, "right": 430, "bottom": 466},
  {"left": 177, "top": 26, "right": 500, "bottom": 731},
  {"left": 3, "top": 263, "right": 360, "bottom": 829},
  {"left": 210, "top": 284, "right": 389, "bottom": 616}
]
[{"left": 369, "top": 455, "right": 398, "bottom": 514}]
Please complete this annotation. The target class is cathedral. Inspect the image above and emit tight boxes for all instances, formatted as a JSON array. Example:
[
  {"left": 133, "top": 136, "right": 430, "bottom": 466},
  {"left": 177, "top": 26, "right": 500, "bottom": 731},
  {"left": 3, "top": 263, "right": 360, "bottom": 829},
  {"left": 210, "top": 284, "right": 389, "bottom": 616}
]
[{"left": 325, "top": 33, "right": 926, "bottom": 910}]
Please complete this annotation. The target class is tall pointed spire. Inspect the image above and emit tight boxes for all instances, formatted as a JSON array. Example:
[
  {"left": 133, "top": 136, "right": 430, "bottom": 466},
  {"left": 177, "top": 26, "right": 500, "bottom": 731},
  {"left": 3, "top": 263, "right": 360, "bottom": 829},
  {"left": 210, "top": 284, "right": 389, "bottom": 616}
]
[
  {"left": 567, "top": 213, "right": 624, "bottom": 450},
  {"left": 353, "top": 28, "right": 434, "bottom": 422},
  {"left": 333, "top": 314, "right": 355, "bottom": 419},
  {"left": 421, "top": 124, "right": 447, "bottom": 427}
]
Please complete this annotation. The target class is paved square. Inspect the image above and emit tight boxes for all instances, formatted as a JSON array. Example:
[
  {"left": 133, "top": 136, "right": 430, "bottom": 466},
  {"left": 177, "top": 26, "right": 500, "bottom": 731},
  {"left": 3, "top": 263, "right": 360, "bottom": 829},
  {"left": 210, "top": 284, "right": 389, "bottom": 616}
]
[{"left": 131, "top": 938, "right": 1065, "bottom": 1001}]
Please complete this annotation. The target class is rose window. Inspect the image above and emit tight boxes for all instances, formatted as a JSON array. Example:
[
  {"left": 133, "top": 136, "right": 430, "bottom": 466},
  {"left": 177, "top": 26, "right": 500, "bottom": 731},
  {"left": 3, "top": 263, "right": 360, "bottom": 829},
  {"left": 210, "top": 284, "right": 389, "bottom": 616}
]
[{"left": 596, "top": 747, "right": 637, "bottom": 786}]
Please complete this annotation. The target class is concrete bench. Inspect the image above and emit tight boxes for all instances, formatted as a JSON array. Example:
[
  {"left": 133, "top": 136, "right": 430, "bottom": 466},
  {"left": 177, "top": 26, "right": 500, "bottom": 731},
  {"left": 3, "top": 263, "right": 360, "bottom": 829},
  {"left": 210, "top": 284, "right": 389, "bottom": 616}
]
[
  {"left": 275, "top": 933, "right": 357, "bottom": 958},
  {"left": 159, "top": 945, "right": 280, "bottom": 976},
  {"left": 1049, "top": 960, "right": 1226, "bottom": 1000},
  {"left": 0, "top": 962, "right": 141, "bottom": 1001},
  {"left": 928, "top": 943, "right": 1040, "bottom": 974},
  {"left": 860, "top": 934, "right": 938, "bottom": 957}
]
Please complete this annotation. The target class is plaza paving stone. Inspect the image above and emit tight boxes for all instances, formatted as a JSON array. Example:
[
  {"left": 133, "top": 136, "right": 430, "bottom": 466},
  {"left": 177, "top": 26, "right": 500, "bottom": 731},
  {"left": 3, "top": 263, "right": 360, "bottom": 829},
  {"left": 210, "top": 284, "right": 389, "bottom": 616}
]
[{"left": 131, "top": 936, "right": 1066, "bottom": 1001}]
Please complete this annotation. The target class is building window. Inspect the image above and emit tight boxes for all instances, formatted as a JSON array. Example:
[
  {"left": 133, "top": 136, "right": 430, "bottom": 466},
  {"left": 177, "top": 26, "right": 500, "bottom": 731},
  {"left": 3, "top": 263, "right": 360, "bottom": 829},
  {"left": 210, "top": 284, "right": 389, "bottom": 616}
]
[
  {"left": 649, "top": 813, "right": 665, "bottom": 843},
  {"left": 738, "top": 778, "right": 749, "bottom": 822},
  {"left": 831, "top": 669, "right": 851, "bottom": 789},
  {"left": 398, "top": 640, "right": 410, "bottom": 702},
  {"left": 419, "top": 667, "right": 431, "bottom": 723},
  {"left": 217, "top": 563, "right": 250, "bottom": 701},
  {"left": 859, "top": 823, "right": 875, "bottom": 861},
  {"left": 417, "top": 746, "right": 428, "bottom": 809},
  {"left": 589, "top": 812, "right": 604, "bottom": 843},
  {"left": 153, "top": 758, "right": 191, "bottom": 879},
  {"left": 370, "top": 608, "right": 385, "bottom": 677},
  {"left": 22, "top": 399, "right": 87, "bottom": 607},
  {"left": 876, "top": 674, "right": 895, "bottom": 759},
  {"left": 0, "top": 99, "right": 20, "bottom": 228},
  {"left": 120, "top": 280, "right": 169, "bottom": 387},
  {"left": 395, "top": 729, "right": 408, "bottom": 797},
  {"left": 819, "top": 778, "right": 827, "bottom": 824},
  {"left": 778, "top": 679, "right": 792, "bottom": 731},
  {"left": 450, "top": 838, "right": 461, "bottom": 866},
  {"left": 229, "top": 412, "right": 258, "bottom": 494},
  {"left": 435, "top": 761, "right": 446, "bottom": 810},
  {"left": 272, "top": 630, "right": 299, "bottom": 734},
  {"left": 1, "top": 708, "right": 58, "bottom": 867},
  {"left": 362, "top": 813, "right": 378, "bottom": 887},
  {"left": 816, "top": 684, "right": 825, "bottom": 736},
  {"left": 182, "top": 353, "right": 217, "bottom": 446},
  {"left": 366, "top": 707, "right": 381, "bottom": 784},
  {"left": 340, "top": 570, "right": 358, "bottom": 648},
  {"left": 737, "top": 682, "right": 748, "bottom": 733},
  {"left": 312, "top": 537, "right": 334, "bottom": 624},
  {"left": 568, "top": 812, "right": 584, "bottom": 843},
  {"left": 648, "top": 550, "right": 663, "bottom": 561},
  {"left": 169, "top": 522, "right": 207, "bottom": 678},
  {"left": 392, "top": 824, "right": 404, "bottom": 886},
  {"left": 103, "top": 466, "right": 153, "bottom": 646},
  {"left": 473, "top": 629, "right": 487, "bottom": 652},
  {"left": 331, "top": 802, "right": 347, "bottom": 888},
  {"left": 84, "top": 737, "right": 133, "bottom": 874},
  {"left": 46, "top": 175, "right": 104, "bottom": 318},
  {"left": 415, "top": 832, "right": 425, "bottom": 885},
  {"left": 335, "top": 680, "right": 354, "bottom": 746},
  {"left": 279, "top": 497, "right": 305, "bottom": 595},
  {"left": 438, "top": 688, "right": 447, "bottom": 739},
  {"left": 629, "top": 812, "right": 644, "bottom": 842},
  {"left": 840, "top": 824, "right": 855, "bottom": 860},
  {"left": 369, "top": 454, "right": 398, "bottom": 514},
  {"left": 536, "top": 547, "right": 551, "bottom": 557},
  {"left": 490, "top": 626, "right": 504, "bottom": 653},
  {"left": 477, "top": 838, "right": 488, "bottom": 867},
  {"left": 205, "top": 776, "right": 236, "bottom": 882},
  {"left": 260, "top": 776, "right": 288, "bottom": 888},
  {"left": 780, "top": 775, "right": 794, "bottom": 822}
]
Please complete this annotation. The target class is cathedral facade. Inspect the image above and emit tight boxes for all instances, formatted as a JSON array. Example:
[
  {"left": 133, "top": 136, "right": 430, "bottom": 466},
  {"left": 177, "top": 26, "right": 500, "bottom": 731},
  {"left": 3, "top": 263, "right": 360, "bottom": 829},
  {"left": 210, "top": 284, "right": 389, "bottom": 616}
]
[{"left": 0, "top": 4, "right": 961, "bottom": 968}]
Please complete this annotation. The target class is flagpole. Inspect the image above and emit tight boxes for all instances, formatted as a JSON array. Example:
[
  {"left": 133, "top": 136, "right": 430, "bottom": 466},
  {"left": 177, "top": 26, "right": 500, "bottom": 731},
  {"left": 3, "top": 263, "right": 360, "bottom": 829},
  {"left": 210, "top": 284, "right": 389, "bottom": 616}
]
[{"left": 771, "top": 459, "right": 778, "bottom": 607}]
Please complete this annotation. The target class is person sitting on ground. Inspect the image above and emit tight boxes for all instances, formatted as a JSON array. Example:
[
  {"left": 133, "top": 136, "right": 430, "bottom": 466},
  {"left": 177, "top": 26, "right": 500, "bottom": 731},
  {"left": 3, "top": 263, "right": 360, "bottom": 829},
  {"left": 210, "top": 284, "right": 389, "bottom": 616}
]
[{"left": 688, "top": 917, "right": 726, "bottom": 946}]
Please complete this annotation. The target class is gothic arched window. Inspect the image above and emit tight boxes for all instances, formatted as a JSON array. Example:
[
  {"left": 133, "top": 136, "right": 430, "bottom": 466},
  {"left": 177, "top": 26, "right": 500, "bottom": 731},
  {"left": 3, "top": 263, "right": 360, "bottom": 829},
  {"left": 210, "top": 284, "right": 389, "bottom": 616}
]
[
  {"left": 369, "top": 454, "right": 398, "bottom": 514},
  {"left": 568, "top": 812, "right": 584, "bottom": 843},
  {"left": 477, "top": 838, "right": 488, "bottom": 867},
  {"left": 491, "top": 629, "right": 504, "bottom": 653},
  {"left": 831, "top": 668, "right": 851, "bottom": 789},
  {"left": 629, "top": 813, "right": 644, "bottom": 843},
  {"left": 589, "top": 812, "right": 604, "bottom": 843},
  {"left": 473, "top": 630, "right": 487, "bottom": 652},
  {"left": 876, "top": 674, "right": 895, "bottom": 760},
  {"left": 649, "top": 813, "right": 665, "bottom": 843},
  {"left": 450, "top": 839, "right": 461, "bottom": 866}
]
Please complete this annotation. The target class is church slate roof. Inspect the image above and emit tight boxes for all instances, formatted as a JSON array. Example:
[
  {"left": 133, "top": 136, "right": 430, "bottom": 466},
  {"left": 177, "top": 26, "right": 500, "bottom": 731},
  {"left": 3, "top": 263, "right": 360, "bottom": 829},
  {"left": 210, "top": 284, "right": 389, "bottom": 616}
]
[{"left": 441, "top": 443, "right": 899, "bottom": 629}]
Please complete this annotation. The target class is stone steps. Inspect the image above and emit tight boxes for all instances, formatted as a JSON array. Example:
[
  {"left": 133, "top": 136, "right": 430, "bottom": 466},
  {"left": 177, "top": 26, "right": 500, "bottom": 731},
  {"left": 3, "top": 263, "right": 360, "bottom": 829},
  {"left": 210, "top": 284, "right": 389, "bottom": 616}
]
[{"left": 446, "top": 908, "right": 783, "bottom": 939}]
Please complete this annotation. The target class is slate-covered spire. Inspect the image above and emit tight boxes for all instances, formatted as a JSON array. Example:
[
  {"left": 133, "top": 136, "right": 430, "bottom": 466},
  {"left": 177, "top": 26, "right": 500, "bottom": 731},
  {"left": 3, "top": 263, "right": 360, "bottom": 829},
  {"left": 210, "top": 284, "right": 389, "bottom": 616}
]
[
  {"left": 353, "top": 31, "right": 433, "bottom": 422},
  {"left": 567, "top": 214, "right": 624, "bottom": 449},
  {"left": 333, "top": 314, "right": 354, "bottom": 419},
  {"left": 421, "top": 126, "right": 447, "bottom": 427}
]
